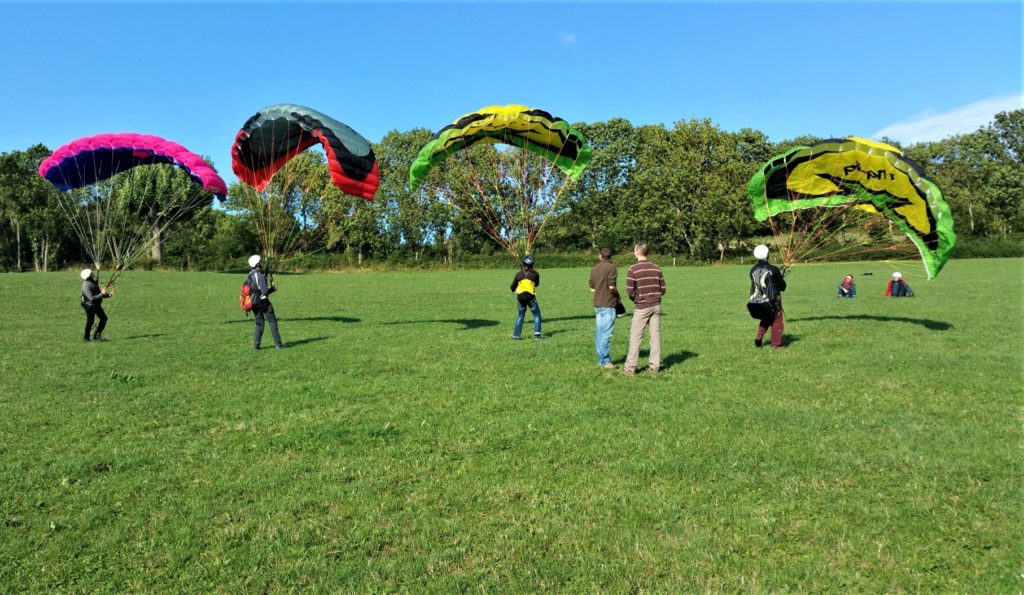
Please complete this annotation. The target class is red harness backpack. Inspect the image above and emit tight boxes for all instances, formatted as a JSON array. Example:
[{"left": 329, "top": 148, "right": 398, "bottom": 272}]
[{"left": 240, "top": 274, "right": 254, "bottom": 314}]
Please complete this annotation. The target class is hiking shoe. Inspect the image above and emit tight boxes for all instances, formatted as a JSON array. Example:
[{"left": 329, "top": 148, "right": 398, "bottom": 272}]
[
  {"left": 754, "top": 338, "right": 763, "bottom": 348},
  {"left": 600, "top": 363, "right": 616, "bottom": 370},
  {"left": 533, "top": 333, "right": 542, "bottom": 340},
  {"left": 83, "top": 337, "right": 90, "bottom": 343},
  {"left": 771, "top": 345, "right": 787, "bottom": 350},
  {"left": 621, "top": 368, "right": 636, "bottom": 376},
  {"left": 647, "top": 367, "right": 660, "bottom": 374},
  {"left": 275, "top": 344, "right": 285, "bottom": 349},
  {"left": 92, "top": 334, "right": 107, "bottom": 342},
  {"left": 511, "top": 336, "right": 521, "bottom": 341},
  {"left": 253, "top": 344, "right": 261, "bottom": 350}
]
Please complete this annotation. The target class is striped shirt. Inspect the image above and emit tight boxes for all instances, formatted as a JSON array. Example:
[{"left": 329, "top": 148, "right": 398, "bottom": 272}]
[{"left": 626, "top": 261, "right": 666, "bottom": 310}]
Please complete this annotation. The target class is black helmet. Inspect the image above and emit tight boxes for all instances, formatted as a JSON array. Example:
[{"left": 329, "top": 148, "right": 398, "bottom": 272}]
[{"left": 521, "top": 256, "right": 535, "bottom": 266}]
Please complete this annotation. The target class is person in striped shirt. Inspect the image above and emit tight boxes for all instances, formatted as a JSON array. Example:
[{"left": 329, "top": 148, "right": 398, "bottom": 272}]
[{"left": 622, "top": 243, "right": 667, "bottom": 375}]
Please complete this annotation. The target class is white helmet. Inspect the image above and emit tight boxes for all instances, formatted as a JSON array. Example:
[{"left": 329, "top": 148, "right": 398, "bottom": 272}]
[
  {"left": 893, "top": 272, "right": 902, "bottom": 279},
  {"left": 80, "top": 268, "right": 92, "bottom": 280},
  {"left": 753, "top": 244, "right": 769, "bottom": 260},
  {"left": 248, "top": 255, "right": 261, "bottom": 268}
]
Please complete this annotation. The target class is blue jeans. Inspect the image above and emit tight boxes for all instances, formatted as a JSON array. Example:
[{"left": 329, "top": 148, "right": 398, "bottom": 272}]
[
  {"left": 513, "top": 298, "right": 541, "bottom": 338},
  {"left": 595, "top": 307, "right": 616, "bottom": 365}
]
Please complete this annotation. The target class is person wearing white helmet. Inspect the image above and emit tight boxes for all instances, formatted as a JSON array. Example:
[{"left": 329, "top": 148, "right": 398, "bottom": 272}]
[
  {"left": 510, "top": 255, "right": 542, "bottom": 340},
  {"left": 884, "top": 271, "right": 914, "bottom": 297},
  {"left": 245, "top": 255, "right": 284, "bottom": 349},
  {"left": 79, "top": 268, "right": 111, "bottom": 342},
  {"left": 748, "top": 244, "right": 787, "bottom": 349}
]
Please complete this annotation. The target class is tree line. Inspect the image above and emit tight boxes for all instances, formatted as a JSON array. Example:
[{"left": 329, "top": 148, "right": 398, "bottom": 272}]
[{"left": 1, "top": 110, "right": 1021, "bottom": 272}]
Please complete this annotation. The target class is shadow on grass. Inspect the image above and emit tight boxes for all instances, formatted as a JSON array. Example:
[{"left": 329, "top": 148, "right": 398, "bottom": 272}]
[
  {"left": 118, "top": 334, "right": 168, "bottom": 341},
  {"left": 381, "top": 318, "right": 499, "bottom": 330},
  {"left": 543, "top": 315, "right": 594, "bottom": 323},
  {"left": 789, "top": 314, "right": 953, "bottom": 331},
  {"left": 618, "top": 350, "right": 698, "bottom": 371},
  {"left": 222, "top": 316, "right": 360, "bottom": 325},
  {"left": 660, "top": 350, "right": 698, "bottom": 370},
  {"left": 545, "top": 312, "right": 671, "bottom": 324},
  {"left": 285, "top": 316, "right": 360, "bottom": 323},
  {"left": 282, "top": 336, "right": 329, "bottom": 348}
]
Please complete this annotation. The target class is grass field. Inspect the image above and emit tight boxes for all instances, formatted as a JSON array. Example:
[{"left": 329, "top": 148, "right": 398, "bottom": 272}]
[{"left": 1, "top": 258, "right": 1021, "bottom": 591}]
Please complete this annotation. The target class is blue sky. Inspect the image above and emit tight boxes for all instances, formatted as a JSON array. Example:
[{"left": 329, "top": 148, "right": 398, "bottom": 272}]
[{"left": 2, "top": 2, "right": 1021, "bottom": 183}]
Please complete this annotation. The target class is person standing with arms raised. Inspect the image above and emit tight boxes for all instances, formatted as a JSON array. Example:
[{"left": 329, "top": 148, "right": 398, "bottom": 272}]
[
  {"left": 749, "top": 244, "right": 787, "bottom": 349},
  {"left": 79, "top": 268, "right": 110, "bottom": 343},
  {"left": 247, "top": 255, "right": 284, "bottom": 350},
  {"left": 510, "top": 255, "right": 542, "bottom": 340}
]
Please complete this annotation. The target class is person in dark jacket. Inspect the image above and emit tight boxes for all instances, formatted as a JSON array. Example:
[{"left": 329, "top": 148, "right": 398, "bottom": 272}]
[
  {"left": 750, "top": 244, "right": 787, "bottom": 349},
  {"left": 884, "top": 272, "right": 914, "bottom": 297},
  {"left": 589, "top": 247, "right": 620, "bottom": 369},
  {"left": 510, "top": 255, "right": 542, "bottom": 340},
  {"left": 247, "top": 255, "right": 284, "bottom": 349},
  {"left": 80, "top": 268, "right": 110, "bottom": 342}
]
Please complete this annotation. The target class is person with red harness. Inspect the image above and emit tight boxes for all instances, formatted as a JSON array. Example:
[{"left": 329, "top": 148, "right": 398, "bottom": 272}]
[
  {"left": 884, "top": 272, "right": 914, "bottom": 297},
  {"left": 246, "top": 255, "right": 284, "bottom": 349},
  {"left": 749, "top": 244, "right": 787, "bottom": 349}
]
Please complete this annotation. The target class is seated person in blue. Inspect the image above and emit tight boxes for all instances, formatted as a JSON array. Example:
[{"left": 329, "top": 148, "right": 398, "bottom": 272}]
[
  {"left": 884, "top": 272, "right": 914, "bottom": 297},
  {"left": 837, "top": 275, "right": 856, "bottom": 298}
]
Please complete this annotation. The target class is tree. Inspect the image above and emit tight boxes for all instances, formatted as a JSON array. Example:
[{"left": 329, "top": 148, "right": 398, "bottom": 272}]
[
  {"left": 991, "top": 109, "right": 1024, "bottom": 164},
  {"left": 374, "top": 128, "right": 441, "bottom": 261},
  {"left": 0, "top": 144, "right": 75, "bottom": 271},
  {"left": 911, "top": 131, "right": 1000, "bottom": 236},
  {"left": 545, "top": 118, "right": 641, "bottom": 251},
  {"left": 227, "top": 151, "right": 338, "bottom": 265},
  {"left": 107, "top": 158, "right": 219, "bottom": 262}
]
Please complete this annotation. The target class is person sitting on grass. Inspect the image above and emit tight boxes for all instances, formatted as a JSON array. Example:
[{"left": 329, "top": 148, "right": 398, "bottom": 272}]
[
  {"left": 837, "top": 275, "right": 857, "bottom": 298},
  {"left": 884, "top": 272, "right": 914, "bottom": 297}
]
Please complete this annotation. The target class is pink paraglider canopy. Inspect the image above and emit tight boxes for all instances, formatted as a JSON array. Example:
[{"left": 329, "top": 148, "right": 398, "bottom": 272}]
[{"left": 39, "top": 132, "right": 227, "bottom": 197}]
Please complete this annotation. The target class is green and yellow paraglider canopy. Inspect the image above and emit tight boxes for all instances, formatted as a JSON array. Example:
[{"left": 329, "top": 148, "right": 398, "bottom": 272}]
[
  {"left": 748, "top": 137, "right": 955, "bottom": 278},
  {"left": 409, "top": 104, "right": 593, "bottom": 190}
]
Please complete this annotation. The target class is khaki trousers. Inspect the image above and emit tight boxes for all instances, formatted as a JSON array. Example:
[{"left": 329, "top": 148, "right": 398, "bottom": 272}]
[{"left": 624, "top": 304, "right": 661, "bottom": 372}]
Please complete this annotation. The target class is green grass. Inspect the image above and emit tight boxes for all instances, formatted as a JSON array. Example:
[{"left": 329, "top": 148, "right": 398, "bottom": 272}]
[{"left": 1, "top": 259, "right": 1021, "bottom": 591}]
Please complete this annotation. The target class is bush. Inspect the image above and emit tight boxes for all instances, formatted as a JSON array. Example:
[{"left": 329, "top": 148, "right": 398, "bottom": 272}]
[{"left": 951, "top": 235, "right": 1024, "bottom": 258}]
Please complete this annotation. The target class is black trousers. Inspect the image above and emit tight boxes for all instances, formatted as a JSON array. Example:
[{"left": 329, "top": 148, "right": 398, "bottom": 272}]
[
  {"left": 82, "top": 303, "right": 107, "bottom": 339},
  {"left": 253, "top": 302, "right": 282, "bottom": 347}
]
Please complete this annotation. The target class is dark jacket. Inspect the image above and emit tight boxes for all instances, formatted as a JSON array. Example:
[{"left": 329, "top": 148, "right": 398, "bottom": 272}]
[
  {"left": 248, "top": 268, "right": 276, "bottom": 305},
  {"left": 589, "top": 260, "right": 619, "bottom": 308},
  {"left": 81, "top": 278, "right": 105, "bottom": 307},
  {"left": 510, "top": 269, "right": 540, "bottom": 295},
  {"left": 749, "top": 260, "right": 786, "bottom": 303}
]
